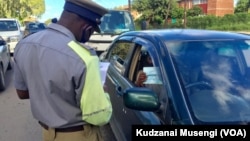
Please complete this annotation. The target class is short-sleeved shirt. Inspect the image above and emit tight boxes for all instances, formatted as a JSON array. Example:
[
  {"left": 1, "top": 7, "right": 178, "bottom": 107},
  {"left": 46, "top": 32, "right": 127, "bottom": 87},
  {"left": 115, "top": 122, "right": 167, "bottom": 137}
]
[{"left": 14, "top": 23, "right": 91, "bottom": 128}]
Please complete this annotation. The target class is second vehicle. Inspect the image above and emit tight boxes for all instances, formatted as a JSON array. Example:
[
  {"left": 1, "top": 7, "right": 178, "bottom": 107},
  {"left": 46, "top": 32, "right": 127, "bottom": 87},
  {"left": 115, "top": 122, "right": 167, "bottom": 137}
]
[
  {"left": 0, "top": 36, "right": 12, "bottom": 91},
  {"left": 0, "top": 18, "right": 23, "bottom": 54},
  {"left": 86, "top": 9, "right": 135, "bottom": 56},
  {"left": 23, "top": 22, "right": 47, "bottom": 37}
]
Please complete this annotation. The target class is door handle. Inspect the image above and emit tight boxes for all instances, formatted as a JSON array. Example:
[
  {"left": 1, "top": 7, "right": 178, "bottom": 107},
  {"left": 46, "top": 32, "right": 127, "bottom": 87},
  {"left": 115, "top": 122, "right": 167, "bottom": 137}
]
[{"left": 115, "top": 85, "right": 122, "bottom": 96}]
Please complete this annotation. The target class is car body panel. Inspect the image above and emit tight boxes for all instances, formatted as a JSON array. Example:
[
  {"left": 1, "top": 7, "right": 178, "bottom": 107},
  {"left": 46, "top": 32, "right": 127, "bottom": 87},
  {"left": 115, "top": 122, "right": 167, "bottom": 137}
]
[
  {"left": 0, "top": 36, "right": 12, "bottom": 91},
  {"left": 102, "top": 29, "right": 250, "bottom": 141}
]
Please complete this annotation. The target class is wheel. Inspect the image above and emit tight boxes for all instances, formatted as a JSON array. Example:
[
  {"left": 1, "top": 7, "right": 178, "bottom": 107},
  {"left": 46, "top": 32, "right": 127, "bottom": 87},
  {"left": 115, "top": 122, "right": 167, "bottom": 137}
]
[
  {"left": 185, "top": 81, "right": 212, "bottom": 90},
  {"left": 0, "top": 65, "right": 6, "bottom": 91}
]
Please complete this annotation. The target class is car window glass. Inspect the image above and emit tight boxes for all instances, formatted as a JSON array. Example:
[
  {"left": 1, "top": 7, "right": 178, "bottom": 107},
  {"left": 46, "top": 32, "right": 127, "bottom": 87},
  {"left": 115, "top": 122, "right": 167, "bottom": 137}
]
[
  {"left": 138, "top": 46, "right": 163, "bottom": 85},
  {"left": 241, "top": 40, "right": 250, "bottom": 67},
  {"left": 28, "top": 23, "right": 46, "bottom": 30},
  {"left": 135, "top": 46, "right": 169, "bottom": 119},
  {"left": 167, "top": 40, "right": 250, "bottom": 122},
  {"left": 99, "top": 10, "right": 135, "bottom": 34},
  {"left": 108, "top": 41, "right": 134, "bottom": 73},
  {"left": 38, "top": 23, "right": 46, "bottom": 29},
  {"left": 29, "top": 23, "right": 37, "bottom": 29}
]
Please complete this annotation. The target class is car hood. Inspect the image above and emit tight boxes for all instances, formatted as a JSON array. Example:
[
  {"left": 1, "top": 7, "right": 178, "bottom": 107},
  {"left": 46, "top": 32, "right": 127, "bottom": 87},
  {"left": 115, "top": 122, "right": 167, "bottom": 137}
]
[
  {"left": 0, "top": 31, "right": 22, "bottom": 41},
  {"left": 88, "top": 34, "right": 119, "bottom": 42},
  {"left": 0, "top": 31, "right": 21, "bottom": 37}
]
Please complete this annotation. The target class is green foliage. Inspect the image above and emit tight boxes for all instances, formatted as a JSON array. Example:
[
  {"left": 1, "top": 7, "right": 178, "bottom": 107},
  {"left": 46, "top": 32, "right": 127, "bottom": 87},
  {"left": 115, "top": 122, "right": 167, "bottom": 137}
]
[
  {"left": 166, "top": 19, "right": 184, "bottom": 28},
  {"left": 132, "top": 0, "right": 178, "bottom": 26},
  {"left": 235, "top": 12, "right": 250, "bottom": 22},
  {"left": 171, "top": 7, "right": 184, "bottom": 19},
  {"left": 44, "top": 18, "right": 52, "bottom": 25},
  {"left": 135, "top": 12, "right": 250, "bottom": 32},
  {"left": 187, "top": 6, "right": 203, "bottom": 17},
  {"left": 26, "top": 0, "right": 45, "bottom": 18},
  {"left": 131, "top": 0, "right": 250, "bottom": 31},
  {"left": 186, "top": 13, "right": 250, "bottom": 31},
  {"left": 111, "top": 42, "right": 131, "bottom": 60},
  {"left": 0, "top": 0, "right": 45, "bottom": 22},
  {"left": 235, "top": 0, "right": 250, "bottom": 13}
]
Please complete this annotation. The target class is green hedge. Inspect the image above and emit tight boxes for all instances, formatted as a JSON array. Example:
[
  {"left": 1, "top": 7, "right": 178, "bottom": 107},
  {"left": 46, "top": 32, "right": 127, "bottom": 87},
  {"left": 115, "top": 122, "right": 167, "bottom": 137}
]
[{"left": 134, "top": 13, "right": 250, "bottom": 32}]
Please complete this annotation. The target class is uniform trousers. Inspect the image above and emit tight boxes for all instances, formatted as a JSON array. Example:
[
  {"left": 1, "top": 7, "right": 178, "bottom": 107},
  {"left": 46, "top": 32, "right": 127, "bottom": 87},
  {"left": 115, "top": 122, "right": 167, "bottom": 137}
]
[{"left": 42, "top": 124, "right": 104, "bottom": 141}]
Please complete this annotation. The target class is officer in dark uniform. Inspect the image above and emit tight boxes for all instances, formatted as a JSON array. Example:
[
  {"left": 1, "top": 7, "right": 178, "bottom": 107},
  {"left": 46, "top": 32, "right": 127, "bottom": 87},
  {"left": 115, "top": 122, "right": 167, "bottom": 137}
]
[{"left": 13, "top": 0, "right": 110, "bottom": 141}]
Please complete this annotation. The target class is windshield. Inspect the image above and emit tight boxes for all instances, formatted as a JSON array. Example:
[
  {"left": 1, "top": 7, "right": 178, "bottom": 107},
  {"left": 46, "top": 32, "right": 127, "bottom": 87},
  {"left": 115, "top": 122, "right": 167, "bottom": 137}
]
[
  {"left": 167, "top": 40, "right": 250, "bottom": 124},
  {"left": 0, "top": 20, "right": 18, "bottom": 31},
  {"left": 98, "top": 10, "right": 135, "bottom": 34}
]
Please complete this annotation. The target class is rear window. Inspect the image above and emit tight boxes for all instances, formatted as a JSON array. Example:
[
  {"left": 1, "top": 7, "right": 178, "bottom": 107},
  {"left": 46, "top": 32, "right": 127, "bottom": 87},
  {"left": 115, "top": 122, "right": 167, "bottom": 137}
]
[{"left": 28, "top": 23, "right": 46, "bottom": 30}]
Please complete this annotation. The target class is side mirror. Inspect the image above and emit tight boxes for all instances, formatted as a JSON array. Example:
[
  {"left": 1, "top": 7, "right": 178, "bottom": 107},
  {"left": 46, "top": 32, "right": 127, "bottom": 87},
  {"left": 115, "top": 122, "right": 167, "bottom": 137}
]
[{"left": 123, "top": 87, "right": 160, "bottom": 111}]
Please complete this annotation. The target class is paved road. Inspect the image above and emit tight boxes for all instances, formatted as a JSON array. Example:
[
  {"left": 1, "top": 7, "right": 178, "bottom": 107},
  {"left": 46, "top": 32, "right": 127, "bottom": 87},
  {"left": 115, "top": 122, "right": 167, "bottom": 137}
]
[{"left": 0, "top": 59, "right": 116, "bottom": 141}]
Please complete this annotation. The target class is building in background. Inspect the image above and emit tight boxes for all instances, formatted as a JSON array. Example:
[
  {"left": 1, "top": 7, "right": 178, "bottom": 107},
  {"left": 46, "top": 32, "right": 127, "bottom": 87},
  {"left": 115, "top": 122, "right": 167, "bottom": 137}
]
[
  {"left": 118, "top": 0, "right": 234, "bottom": 18},
  {"left": 177, "top": 0, "right": 234, "bottom": 17}
]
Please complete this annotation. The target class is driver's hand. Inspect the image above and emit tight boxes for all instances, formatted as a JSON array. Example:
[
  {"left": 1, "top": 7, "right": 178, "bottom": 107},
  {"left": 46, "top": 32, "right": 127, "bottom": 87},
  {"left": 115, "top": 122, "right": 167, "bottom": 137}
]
[{"left": 135, "top": 70, "right": 147, "bottom": 87}]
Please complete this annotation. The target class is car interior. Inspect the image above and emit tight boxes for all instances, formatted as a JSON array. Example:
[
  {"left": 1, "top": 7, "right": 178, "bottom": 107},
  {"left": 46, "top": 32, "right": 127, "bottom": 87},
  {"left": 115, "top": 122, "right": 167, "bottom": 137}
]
[
  {"left": 174, "top": 41, "right": 244, "bottom": 93},
  {"left": 170, "top": 41, "right": 250, "bottom": 122},
  {"left": 128, "top": 46, "right": 168, "bottom": 116}
]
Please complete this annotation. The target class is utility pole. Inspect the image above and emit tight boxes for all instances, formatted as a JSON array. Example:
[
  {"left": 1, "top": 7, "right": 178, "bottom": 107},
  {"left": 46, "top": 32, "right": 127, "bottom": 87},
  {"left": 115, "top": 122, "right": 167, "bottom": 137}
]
[
  {"left": 128, "top": 0, "right": 131, "bottom": 12},
  {"left": 184, "top": 0, "right": 187, "bottom": 28}
]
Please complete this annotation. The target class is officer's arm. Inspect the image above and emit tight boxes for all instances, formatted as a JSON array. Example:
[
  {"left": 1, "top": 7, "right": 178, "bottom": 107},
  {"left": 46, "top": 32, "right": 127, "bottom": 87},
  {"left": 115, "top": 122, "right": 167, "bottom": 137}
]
[{"left": 16, "top": 89, "right": 29, "bottom": 99}]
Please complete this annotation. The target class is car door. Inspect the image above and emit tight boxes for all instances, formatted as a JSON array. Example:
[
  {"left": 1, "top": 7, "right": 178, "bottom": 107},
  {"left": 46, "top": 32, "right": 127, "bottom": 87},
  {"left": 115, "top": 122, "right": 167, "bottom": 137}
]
[
  {"left": 104, "top": 36, "right": 137, "bottom": 141},
  {"left": 129, "top": 37, "right": 171, "bottom": 126},
  {"left": 105, "top": 36, "right": 169, "bottom": 141}
]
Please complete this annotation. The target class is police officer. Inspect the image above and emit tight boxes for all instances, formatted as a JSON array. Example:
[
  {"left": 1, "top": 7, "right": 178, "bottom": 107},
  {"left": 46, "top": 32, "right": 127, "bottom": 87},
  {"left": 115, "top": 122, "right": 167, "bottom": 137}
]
[{"left": 13, "top": 0, "right": 111, "bottom": 141}]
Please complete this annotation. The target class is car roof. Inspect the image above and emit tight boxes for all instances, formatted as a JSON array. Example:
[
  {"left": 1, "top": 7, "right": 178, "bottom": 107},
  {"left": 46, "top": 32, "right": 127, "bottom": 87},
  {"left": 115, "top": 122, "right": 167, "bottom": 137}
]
[{"left": 121, "top": 29, "right": 250, "bottom": 41}]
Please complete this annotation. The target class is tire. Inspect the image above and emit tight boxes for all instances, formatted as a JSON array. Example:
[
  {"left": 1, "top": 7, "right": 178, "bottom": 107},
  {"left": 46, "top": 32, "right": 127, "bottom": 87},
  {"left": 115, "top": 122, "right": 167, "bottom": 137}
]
[{"left": 0, "top": 65, "right": 6, "bottom": 91}]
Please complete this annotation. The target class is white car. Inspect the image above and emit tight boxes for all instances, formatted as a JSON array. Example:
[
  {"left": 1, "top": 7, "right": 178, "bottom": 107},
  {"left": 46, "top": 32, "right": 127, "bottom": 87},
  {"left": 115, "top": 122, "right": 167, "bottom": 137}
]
[
  {"left": 0, "top": 18, "right": 23, "bottom": 54},
  {"left": 0, "top": 36, "right": 12, "bottom": 91}
]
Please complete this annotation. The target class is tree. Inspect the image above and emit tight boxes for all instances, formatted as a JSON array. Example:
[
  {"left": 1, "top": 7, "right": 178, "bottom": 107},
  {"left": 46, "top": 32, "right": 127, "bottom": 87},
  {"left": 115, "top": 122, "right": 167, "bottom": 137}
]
[
  {"left": 164, "top": 0, "right": 178, "bottom": 27},
  {"left": 235, "top": 0, "right": 249, "bottom": 13},
  {"left": 132, "top": 0, "right": 178, "bottom": 28},
  {"left": 171, "top": 7, "right": 184, "bottom": 19},
  {"left": 0, "top": 0, "right": 45, "bottom": 22},
  {"left": 187, "top": 5, "right": 203, "bottom": 17}
]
